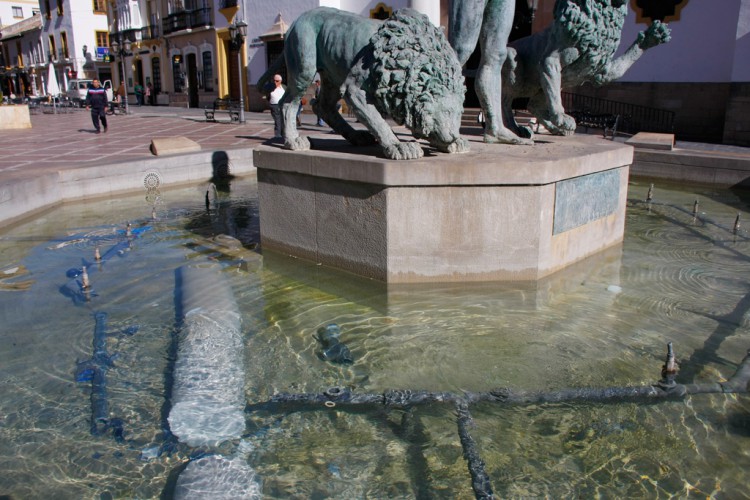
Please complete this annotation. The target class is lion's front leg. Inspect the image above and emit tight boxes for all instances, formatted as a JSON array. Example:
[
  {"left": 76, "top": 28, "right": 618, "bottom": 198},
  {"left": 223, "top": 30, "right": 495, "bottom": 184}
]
[
  {"left": 431, "top": 137, "right": 470, "bottom": 154},
  {"left": 343, "top": 80, "right": 423, "bottom": 160},
  {"left": 539, "top": 52, "right": 577, "bottom": 136}
]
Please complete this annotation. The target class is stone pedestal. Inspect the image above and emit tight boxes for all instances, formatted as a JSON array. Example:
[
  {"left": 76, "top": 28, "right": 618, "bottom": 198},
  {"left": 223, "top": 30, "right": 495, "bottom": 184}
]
[
  {"left": 0, "top": 105, "right": 31, "bottom": 130},
  {"left": 253, "top": 133, "right": 632, "bottom": 283}
]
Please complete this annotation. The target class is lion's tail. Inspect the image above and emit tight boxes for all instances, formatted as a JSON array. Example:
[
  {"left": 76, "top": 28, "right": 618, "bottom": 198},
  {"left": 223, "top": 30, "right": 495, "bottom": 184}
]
[{"left": 256, "top": 55, "right": 285, "bottom": 93}]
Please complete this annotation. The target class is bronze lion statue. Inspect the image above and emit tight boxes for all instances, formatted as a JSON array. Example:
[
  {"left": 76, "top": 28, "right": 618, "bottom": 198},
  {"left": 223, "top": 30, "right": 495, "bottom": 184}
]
[
  {"left": 501, "top": 0, "right": 671, "bottom": 137},
  {"left": 258, "top": 7, "right": 469, "bottom": 160}
]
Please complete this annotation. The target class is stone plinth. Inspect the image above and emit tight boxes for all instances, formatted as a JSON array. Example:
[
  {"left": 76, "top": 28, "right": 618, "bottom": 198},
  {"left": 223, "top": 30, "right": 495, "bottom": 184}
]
[
  {"left": 254, "top": 134, "right": 632, "bottom": 283},
  {"left": 626, "top": 132, "right": 674, "bottom": 150},
  {"left": 0, "top": 105, "right": 31, "bottom": 130}
]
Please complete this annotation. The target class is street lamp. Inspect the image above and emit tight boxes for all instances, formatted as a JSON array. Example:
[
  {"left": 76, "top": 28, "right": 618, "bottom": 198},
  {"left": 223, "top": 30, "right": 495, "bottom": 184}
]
[
  {"left": 228, "top": 19, "right": 247, "bottom": 123},
  {"left": 110, "top": 39, "right": 132, "bottom": 115}
]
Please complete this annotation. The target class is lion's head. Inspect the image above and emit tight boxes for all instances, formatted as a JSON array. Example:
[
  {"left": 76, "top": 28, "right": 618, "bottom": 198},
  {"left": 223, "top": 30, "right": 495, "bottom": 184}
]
[
  {"left": 555, "top": 0, "right": 628, "bottom": 73},
  {"left": 368, "top": 9, "right": 466, "bottom": 148}
]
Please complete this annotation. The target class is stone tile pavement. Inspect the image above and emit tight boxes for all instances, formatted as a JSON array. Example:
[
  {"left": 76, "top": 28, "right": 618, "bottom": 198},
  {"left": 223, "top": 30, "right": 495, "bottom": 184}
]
[{"left": 0, "top": 105, "right": 329, "bottom": 183}]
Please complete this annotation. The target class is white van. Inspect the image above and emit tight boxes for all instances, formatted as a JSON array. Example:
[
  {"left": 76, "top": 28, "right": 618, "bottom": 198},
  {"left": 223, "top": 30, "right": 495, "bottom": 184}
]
[{"left": 66, "top": 79, "right": 113, "bottom": 107}]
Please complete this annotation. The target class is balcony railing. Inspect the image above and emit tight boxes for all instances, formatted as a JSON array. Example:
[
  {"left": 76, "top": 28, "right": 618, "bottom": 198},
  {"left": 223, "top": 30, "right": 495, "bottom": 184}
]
[
  {"left": 162, "top": 7, "right": 212, "bottom": 35},
  {"left": 140, "top": 24, "right": 160, "bottom": 40}
]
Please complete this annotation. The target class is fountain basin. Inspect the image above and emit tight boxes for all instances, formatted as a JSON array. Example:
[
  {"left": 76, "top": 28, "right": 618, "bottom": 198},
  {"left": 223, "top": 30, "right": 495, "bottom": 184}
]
[{"left": 254, "top": 134, "right": 632, "bottom": 282}]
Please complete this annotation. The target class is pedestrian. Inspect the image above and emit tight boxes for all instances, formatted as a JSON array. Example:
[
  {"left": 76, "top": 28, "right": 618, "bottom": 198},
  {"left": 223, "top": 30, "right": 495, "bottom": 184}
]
[
  {"left": 312, "top": 79, "right": 325, "bottom": 126},
  {"left": 146, "top": 82, "right": 154, "bottom": 105},
  {"left": 134, "top": 83, "right": 144, "bottom": 106},
  {"left": 85, "top": 79, "right": 108, "bottom": 134},
  {"left": 268, "top": 74, "right": 285, "bottom": 138},
  {"left": 115, "top": 82, "right": 126, "bottom": 113}
]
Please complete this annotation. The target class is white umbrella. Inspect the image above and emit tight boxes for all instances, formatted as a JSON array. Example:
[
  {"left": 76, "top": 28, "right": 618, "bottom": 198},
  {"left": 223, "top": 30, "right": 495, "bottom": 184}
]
[
  {"left": 46, "top": 63, "right": 60, "bottom": 96},
  {"left": 46, "top": 63, "right": 60, "bottom": 113}
]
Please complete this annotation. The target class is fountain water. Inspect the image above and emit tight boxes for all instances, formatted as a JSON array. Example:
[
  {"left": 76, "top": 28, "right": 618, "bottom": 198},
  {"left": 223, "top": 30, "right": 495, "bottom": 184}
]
[{"left": 0, "top": 177, "right": 748, "bottom": 498}]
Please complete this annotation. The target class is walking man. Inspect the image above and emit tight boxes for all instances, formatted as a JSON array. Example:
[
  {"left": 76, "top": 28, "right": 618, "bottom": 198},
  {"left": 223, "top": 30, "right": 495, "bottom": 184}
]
[{"left": 86, "top": 79, "right": 108, "bottom": 134}]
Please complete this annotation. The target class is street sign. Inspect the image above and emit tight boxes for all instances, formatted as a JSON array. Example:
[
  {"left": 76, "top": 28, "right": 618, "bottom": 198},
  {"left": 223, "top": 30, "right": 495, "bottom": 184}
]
[{"left": 96, "top": 47, "right": 110, "bottom": 62}]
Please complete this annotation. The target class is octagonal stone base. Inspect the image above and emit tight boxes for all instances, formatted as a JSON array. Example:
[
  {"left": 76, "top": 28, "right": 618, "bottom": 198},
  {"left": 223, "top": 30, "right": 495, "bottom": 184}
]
[{"left": 253, "top": 133, "right": 632, "bottom": 283}]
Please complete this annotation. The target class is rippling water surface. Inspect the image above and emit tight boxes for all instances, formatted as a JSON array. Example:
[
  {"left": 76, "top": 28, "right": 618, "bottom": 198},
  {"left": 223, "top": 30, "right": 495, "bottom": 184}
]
[{"left": 0, "top": 177, "right": 749, "bottom": 499}]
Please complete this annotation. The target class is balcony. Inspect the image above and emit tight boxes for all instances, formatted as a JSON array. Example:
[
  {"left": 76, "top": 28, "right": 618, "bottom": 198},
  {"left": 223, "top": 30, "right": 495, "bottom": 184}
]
[
  {"left": 220, "top": 0, "right": 238, "bottom": 7},
  {"left": 140, "top": 24, "right": 160, "bottom": 41},
  {"left": 163, "top": 8, "right": 212, "bottom": 35},
  {"left": 110, "top": 28, "right": 142, "bottom": 45}
]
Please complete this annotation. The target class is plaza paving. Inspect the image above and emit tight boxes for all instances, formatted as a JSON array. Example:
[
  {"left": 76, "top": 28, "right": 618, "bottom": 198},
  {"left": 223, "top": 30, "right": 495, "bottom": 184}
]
[{"left": 0, "top": 105, "right": 299, "bottom": 184}]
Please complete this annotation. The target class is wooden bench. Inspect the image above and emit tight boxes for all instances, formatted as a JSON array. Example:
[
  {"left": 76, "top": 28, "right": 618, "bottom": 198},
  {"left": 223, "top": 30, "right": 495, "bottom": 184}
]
[
  {"left": 569, "top": 111, "right": 621, "bottom": 140},
  {"left": 205, "top": 99, "right": 240, "bottom": 123}
]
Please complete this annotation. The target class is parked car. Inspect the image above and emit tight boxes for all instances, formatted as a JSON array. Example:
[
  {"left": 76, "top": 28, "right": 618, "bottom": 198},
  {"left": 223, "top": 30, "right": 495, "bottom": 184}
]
[{"left": 66, "top": 79, "right": 113, "bottom": 107}]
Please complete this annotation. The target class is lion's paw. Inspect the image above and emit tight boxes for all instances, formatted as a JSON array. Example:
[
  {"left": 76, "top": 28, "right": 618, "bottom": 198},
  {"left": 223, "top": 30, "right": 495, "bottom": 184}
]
[
  {"left": 384, "top": 142, "right": 424, "bottom": 160},
  {"left": 642, "top": 21, "right": 671, "bottom": 49},
  {"left": 549, "top": 114, "right": 576, "bottom": 136},
  {"left": 284, "top": 136, "right": 311, "bottom": 151},
  {"left": 347, "top": 130, "right": 377, "bottom": 147},
  {"left": 444, "top": 137, "right": 470, "bottom": 154}
]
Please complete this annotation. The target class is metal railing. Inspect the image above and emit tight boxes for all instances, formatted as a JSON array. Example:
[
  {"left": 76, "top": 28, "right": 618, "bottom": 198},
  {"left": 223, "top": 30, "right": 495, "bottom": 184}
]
[
  {"left": 139, "top": 24, "right": 160, "bottom": 40},
  {"left": 162, "top": 7, "right": 212, "bottom": 35},
  {"left": 562, "top": 92, "right": 675, "bottom": 135}
]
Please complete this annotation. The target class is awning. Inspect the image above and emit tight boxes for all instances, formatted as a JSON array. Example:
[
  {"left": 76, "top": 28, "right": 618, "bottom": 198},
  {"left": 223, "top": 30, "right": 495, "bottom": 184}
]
[{"left": 258, "top": 13, "right": 288, "bottom": 42}]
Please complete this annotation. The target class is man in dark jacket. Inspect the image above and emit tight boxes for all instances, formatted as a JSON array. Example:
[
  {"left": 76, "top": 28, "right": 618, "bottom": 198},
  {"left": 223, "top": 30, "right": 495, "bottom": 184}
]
[{"left": 85, "top": 79, "right": 108, "bottom": 134}]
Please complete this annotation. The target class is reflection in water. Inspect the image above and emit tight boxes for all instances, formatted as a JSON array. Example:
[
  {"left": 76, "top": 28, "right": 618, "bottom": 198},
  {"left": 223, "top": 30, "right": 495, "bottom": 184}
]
[{"left": 0, "top": 177, "right": 748, "bottom": 498}]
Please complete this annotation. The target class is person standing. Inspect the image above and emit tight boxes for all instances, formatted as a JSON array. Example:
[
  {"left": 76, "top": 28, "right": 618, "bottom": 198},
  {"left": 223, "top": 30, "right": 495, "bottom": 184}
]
[
  {"left": 85, "top": 79, "right": 108, "bottom": 134},
  {"left": 268, "top": 74, "right": 285, "bottom": 138},
  {"left": 312, "top": 79, "right": 325, "bottom": 126},
  {"left": 146, "top": 82, "right": 154, "bottom": 105},
  {"left": 134, "top": 83, "right": 144, "bottom": 106}
]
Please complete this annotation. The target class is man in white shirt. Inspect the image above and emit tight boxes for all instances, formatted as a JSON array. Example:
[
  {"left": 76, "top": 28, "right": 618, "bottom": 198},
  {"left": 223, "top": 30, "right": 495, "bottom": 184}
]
[{"left": 269, "top": 74, "right": 285, "bottom": 138}]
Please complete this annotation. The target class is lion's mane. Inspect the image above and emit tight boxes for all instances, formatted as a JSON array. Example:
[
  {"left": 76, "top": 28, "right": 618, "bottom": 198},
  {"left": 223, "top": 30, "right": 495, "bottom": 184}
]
[
  {"left": 555, "top": 0, "right": 627, "bottom": 83},
  {"left": 369, "top": 9, "right": 465, "bottom": 131}
]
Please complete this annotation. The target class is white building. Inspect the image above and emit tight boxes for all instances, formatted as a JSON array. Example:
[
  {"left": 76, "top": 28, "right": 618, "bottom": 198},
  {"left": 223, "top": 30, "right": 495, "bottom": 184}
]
[
  {"left": 38, "top": 0, "right": 112, "bottom": 95},
  {"left": 0, "top": 0, "right": 39, "bottom": 27}
]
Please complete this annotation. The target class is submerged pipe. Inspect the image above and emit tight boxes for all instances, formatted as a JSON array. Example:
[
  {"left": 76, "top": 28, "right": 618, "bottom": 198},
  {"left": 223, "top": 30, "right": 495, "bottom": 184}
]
[
  {"left": 456, "top": 402, "right": 494, "bottom": 499},
  {"left": 246, "top": 348, "right": 750, "bottom": 499},
  {"left": 59, "top": 225, "right": 152, "bottom": 305},
  {"left": 75, "top": 312, "right": 135, "bottom": 442}
]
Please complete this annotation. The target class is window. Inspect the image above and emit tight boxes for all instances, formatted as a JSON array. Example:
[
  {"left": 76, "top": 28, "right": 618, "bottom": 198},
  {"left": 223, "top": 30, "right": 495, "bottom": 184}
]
[
  {"left": 48, "top": 35, "right": 57, "bottom": 61},
  {"left": 57, "top": 0, "right": 63, "bottom": 16},
  {"left": 95, "top": 31, "right": 109, "bottom": 51},
  {"left": 12, "top": 6, "right": 23, "bottom": 18},
  {"left": 93, "top": 0, "right": 106, "bottom": 13},
  {"left": 32, "top": 8, "right": 40, "bottom": 15},
  {"left": 370, "top": 2, "right": 392, "bottom": 20},
  {"left": 16, "top": 41, "right": 23, "bottom": 66},
  {"left": 43, "top": 0, "right": 50, "bottom": 19},
  {"left": 202, "top": 51, "right": 213, "bottom": 91},
  {"left": 151, "top": 57, "right": 161, "bottom": 93},
  {"left": 172, "top": 55, "right": 184, "bottom": 92},
  {"left": 60, "top": 32, "right": 69, "bottom": 59}
]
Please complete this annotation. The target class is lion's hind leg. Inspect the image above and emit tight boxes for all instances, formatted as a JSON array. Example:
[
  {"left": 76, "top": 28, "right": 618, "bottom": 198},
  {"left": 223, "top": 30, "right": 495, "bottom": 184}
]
[
  {"left": 281, "top": 98, "right": 310, "bottom": 151},
  {"left": 318, "top": 83, "right": 376, "bottom": 147}
]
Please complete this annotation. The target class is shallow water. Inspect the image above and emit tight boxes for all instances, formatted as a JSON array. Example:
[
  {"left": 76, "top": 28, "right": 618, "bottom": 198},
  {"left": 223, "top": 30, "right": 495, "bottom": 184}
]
[{"left": 0, "top": 176, "right": 749, "bottom": 499}]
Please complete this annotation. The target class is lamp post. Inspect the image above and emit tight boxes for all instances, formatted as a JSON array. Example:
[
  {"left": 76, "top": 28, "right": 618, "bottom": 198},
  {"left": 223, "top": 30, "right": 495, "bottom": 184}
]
[
  {"left": 228, "top": 19, "right": 247, "bottom": 123},
  {"left": 110, "top": 39, "right": 132, "bottom": 115}
]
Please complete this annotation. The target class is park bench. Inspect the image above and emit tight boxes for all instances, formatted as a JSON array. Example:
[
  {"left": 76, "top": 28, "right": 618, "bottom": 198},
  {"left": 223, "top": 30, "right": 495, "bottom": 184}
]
[
  {"left": 204, "top": 98, "right": 240, "bottom": 123},
  {"left": 569, "top": 110, "right": 621, "bottom": 140}
]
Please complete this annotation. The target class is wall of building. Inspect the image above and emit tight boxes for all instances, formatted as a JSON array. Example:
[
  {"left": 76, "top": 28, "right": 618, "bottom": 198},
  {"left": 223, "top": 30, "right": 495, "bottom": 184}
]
[
  {"left": 0, "top": 0, "right": 38, "bottom": 27},
  {"left": 569, "top": 0, "right": 750, "bottom": 146}
]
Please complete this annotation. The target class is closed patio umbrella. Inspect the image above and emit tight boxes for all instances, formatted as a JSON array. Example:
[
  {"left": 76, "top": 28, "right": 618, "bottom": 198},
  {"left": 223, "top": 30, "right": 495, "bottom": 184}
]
[{"left": 46, "top": 63, "right": 60, "bottom": 113}]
